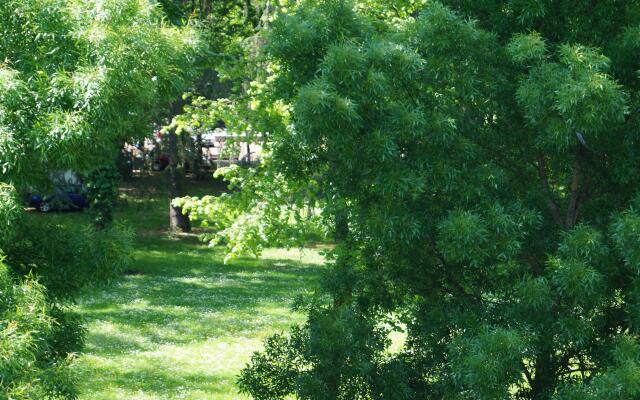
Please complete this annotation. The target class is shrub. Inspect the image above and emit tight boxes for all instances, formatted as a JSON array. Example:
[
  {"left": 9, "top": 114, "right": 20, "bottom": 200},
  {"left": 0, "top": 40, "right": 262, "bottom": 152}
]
[
  {"left": 84, "top": 165, "right": 121, "bottom": 230},
  {"left": 81, "top": 222, "right": 135, "bottom": 285},
  {"left": 0, "top": 259, "right": 84, "bottom": 399},
  {"left": 2, "top": 217, "right": 134, "bottom": 299},
  {"left": 239, "top": 305, "right": 413, "bottom": 400}
]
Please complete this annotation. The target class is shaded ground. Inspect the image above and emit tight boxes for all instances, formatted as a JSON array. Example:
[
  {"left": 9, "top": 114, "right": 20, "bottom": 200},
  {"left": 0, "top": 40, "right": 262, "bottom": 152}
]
[{"left": 60, "top": 176, "right": 324, "bottom": 399}]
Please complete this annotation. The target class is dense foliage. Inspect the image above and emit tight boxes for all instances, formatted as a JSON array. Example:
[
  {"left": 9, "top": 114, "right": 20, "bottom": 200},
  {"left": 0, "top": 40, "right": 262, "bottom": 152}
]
[
  {"left": 4, "top": 0, "right": 640, "bottom": 398},
  {"left": 1, "top": 217, "right": 134, "bottom": 299},
  {"left": 85, "top": 166, "right": 121, "bottom": 229},
  {"left": 235, "top": 1, "right": 640, "bottom": 399},
  {"left": 0, "top": 0, "right": 200, "bottom": 187},
  {"left": 0, "top": 0, "right": 200, "bottom": 397},
  {"left": 0, "top": 260, "right": 84, "bottom": 399}
]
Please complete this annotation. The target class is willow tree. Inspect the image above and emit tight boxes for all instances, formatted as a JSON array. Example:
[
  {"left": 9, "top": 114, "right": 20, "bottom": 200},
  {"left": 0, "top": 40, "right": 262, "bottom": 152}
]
[
  {"left": 0, "top": 0, "right": 200, "bottom": 396},
  {"left": 238, "top": 1, "right": 640, "bottom": 399}
]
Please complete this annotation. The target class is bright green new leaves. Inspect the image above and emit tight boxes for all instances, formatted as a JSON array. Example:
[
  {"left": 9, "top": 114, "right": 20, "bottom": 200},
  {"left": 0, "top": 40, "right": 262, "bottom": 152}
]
[
  {"left": 175, "top": 162, "right": 326, "bottom": 262},
  {"left": 353, "top": 0, "right": 427, "bottom": 21},
  {"left": 508, "top": 32, "right": 547, "bottom": 65}
]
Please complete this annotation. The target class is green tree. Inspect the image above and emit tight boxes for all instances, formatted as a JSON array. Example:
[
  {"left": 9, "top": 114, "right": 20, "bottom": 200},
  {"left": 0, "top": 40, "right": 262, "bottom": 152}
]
[
  {"left": 238, "top": 1, "right": 640, "bottom": 399},
  {"left": 0, "top": 0, "right": 200, "bottom": 396},
  {"left": 0, "top": 0, "right": 201, "bottom": 226},
  {"left": 0, "top": 0, "right": 200, "bottom": 184}
]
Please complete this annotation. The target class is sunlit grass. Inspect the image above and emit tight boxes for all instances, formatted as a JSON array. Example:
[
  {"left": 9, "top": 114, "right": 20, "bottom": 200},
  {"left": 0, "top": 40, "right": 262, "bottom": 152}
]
[{"left": 64, "top": 176, "right": 325, "bottom": 399}]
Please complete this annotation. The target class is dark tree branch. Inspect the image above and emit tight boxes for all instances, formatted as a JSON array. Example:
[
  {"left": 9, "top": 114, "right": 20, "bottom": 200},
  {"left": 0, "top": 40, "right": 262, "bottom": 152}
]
[
  {"left": 167, "top": 100, "right": 191, "bottom": 233},
  {"left": 576, "top": 166, "right": 591, "bottom": 220},
  {"left": 521, "top": 252, "right": 544, "bottom": 276},
  {"left": 537, "top": 154, "right": 564, "bottom": 228},
  {"left": 565, "top": 155, "right": 583, "bottom": 229},
  {"left": 390, "top": 5, "right": 402, "bottom": 19}
]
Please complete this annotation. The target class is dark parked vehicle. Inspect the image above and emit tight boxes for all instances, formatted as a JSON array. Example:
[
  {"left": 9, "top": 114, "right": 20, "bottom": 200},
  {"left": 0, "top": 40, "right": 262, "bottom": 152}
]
[
  {"left": 28, "top": 185, "right": 89, "bottom": 213},
  {"left": 24, "top": 170, "right": 89, "bottom": 213}
]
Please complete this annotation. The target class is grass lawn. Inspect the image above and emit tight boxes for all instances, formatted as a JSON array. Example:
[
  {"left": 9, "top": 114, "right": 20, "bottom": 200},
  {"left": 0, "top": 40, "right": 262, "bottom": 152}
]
[{"left": 57, "top": 176, "right": 325, "bottom": 399}]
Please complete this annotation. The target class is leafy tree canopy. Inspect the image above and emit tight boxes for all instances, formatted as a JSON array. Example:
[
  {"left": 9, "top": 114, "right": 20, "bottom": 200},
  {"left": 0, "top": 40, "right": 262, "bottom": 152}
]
[
  {"left": 0, "top": 1, "right": 201, "bottom": 397},
  {"left": 0, "top": 0, "right": 201, "bottom": 188},
  {"left": 235, "top": 1, "right": 640, "bottom": 399}
]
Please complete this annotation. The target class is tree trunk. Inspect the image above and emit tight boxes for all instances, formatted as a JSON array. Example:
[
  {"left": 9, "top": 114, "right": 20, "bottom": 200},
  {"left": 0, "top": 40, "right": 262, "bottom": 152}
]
[
  {"left": 167, "top": 128, "right": 191, "bottom": 233},
  {"left": 335, "top": 209, "right": 349, "bottom": 243},
  {"left": 531, "top": 346, "right": 556, "bottom": 400},
  {"left": 332, "top": 207, "right": 351, "bottom": 307}
]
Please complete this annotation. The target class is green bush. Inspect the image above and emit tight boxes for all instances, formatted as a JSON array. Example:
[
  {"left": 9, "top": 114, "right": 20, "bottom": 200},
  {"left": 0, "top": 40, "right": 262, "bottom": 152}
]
[
  {"left": 238, "top": 304, "right": 412, "bottom": 400},
  {"left": 84, "top": 165, "right": 121, "bottom": 230},
  {"left": 0, "top": 260, "right": 84, "bottom": 399},
  {"left": 3, "top": 217, "right": 134, "bottom": 299},
  {"left": 0, "top": 184, "right": 21, "bottom": 242}
]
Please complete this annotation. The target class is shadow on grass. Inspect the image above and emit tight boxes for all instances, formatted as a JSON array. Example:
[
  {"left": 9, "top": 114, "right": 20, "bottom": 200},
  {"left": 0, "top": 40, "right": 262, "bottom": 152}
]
[
  {"left": 76, "top": 235, "right": 324, "bottom": 360},
  {"left": 72, "top": 176, "right": 326, "bottom": 399}
]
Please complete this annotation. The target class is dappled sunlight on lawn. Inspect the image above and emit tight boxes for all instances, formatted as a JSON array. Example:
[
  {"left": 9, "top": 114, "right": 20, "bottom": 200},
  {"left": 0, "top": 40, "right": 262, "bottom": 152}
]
[{"left": 72, "top": 240, "right": 324, "bottom": 399}]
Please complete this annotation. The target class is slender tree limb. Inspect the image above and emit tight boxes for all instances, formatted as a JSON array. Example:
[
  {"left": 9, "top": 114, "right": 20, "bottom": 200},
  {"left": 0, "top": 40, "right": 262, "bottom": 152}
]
[
  {"left": 575, "top": 169, "right": 591, "bottom": 222},
  {"left": 565, "top": 155, "right": 583, "bottom": 229},
  {"left": 391, "top": 5, "right": 402, "bottom": 19},
  {"left": 521, "top": 252, "right": 544, "bottom": 276},
  {"left": 537, "top": 154, "right": 564, "bottom": 228}
]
